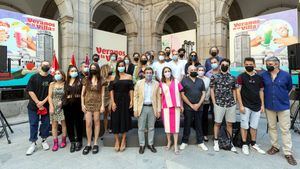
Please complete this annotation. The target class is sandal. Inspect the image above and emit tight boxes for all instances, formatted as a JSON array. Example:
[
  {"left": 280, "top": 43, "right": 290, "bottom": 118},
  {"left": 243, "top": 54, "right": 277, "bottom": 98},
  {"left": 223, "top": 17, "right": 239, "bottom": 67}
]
[
  {"left": 285, "top": 155, "right": 297, "bottom": 166},
  {"left": 114, "top": 142, "right": 120, "bottom": 152},
  {"left": 82, "top": 146, "right": 91, "bottom": 155},
  {"left": 174, "top": 149, "right": 180, "bottom": 155},
  {"left": 92, "top": 145, "right": 99, "bottom": 154},
  {"left": 120, "top": 142, "right": 126, "bottom": 152},
  {"left": 267, "top": 146, "right": 279, "bottom": 155}
]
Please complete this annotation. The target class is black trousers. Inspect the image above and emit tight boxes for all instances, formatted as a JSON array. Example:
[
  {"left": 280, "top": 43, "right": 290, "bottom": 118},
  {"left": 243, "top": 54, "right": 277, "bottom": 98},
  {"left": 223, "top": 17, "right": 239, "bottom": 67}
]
[
  {"left": 181, "top": 109, "right": 204, "bottom": 144},
  {"left": 63, "top": 98, "right": 84, "bottom": 143},
  {"left": 201, "top": 104, "right": 210, "bottom": 136}
]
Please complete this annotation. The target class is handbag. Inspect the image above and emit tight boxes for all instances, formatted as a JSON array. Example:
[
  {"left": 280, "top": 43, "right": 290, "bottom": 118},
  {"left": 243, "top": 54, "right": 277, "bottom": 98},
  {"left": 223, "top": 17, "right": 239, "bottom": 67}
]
[{"left": 37, "top": 108, "right": 48, "bottom": 115}]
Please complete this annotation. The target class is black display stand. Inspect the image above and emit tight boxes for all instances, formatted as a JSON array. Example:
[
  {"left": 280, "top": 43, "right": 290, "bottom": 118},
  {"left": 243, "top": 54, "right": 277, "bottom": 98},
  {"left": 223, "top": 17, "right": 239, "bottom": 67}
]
[{"left": 0, "top": 109, "right": 13, "bottom": 144}]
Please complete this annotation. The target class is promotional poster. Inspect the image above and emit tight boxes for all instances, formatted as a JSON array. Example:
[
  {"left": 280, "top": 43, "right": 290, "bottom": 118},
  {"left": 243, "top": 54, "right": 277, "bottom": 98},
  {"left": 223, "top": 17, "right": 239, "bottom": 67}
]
[
  {"left": 0, "top": 9, "right": 59, "bottom": 87},
  {"left": 93, "top": 29, "right": 127, "bottom": 66}
]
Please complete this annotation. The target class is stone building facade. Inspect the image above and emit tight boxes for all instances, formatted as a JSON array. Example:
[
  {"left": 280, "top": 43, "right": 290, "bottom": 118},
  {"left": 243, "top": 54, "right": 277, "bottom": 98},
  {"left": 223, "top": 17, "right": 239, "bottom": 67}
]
[{"left": 0, "top": 0, "right": 299, "bottom": 70}]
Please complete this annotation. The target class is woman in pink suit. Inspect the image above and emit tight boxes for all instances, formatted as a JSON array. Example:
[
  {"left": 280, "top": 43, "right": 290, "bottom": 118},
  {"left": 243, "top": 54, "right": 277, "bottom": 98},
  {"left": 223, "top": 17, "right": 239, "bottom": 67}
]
[{"left": 159, "top": 66, "right": 183, "bottom": 155}]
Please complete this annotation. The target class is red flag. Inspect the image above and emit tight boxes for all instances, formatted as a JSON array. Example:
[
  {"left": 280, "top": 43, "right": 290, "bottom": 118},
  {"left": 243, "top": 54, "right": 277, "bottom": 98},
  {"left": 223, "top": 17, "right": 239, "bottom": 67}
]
[
  {"left": 50, "top": 53, "right": 59, "bottom": 76},
  {"left": 85, "top": 54, "right": 90, "bottom": 65},
  {"left": 70, "top": 53, "right": 76, "bottom": 66}
]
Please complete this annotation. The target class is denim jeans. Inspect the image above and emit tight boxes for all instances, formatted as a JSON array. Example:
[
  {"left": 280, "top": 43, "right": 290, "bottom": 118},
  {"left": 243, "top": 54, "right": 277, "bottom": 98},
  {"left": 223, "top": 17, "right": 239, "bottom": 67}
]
[{"left": 28, "top": 108, "right": 50, "bottom": 142}]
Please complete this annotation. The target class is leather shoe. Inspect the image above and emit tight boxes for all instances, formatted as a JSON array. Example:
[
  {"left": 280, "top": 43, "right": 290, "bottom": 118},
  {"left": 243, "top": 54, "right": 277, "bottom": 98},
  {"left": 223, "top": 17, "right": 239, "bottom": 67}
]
[
  {"left": 70, "top": 143, "right": 76, "bottom": 153},
  {"left": 147, "top": 145, "right": 157, "bottom": 153},
  {"left": 75, "top": 142, "right": 82, "bottom": 151},
  {"left": 139, "top": 146, "right": 145, "bottom": 154}
]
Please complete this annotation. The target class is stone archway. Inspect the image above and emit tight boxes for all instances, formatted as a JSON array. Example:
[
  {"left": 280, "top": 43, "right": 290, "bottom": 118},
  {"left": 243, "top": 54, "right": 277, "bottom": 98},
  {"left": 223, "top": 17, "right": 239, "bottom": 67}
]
[
  {"left": 91, "top": 0, "right": 138, "bottom": 56},
  {"left": 153, "top": 0, "right": 200, "bottom": 53}
]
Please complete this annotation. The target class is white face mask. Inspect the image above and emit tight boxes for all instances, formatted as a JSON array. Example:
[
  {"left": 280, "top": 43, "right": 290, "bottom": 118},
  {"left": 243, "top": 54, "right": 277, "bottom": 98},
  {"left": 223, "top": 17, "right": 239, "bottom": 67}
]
[
  {"left": 198, "top": 71, "right": 205, "bottom": 77},
  {"left": 159, "top": 55, "right": 165, "bottom": 61},
  {"left": 164, "top": 72, "right": 171, "bottom": 78}
]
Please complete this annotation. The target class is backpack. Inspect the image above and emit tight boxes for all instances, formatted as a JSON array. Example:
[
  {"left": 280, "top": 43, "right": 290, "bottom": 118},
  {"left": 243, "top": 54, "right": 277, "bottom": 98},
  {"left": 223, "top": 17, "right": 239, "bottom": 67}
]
[{"left": 218, "top": 125, "right": 233, "bottom": 151}]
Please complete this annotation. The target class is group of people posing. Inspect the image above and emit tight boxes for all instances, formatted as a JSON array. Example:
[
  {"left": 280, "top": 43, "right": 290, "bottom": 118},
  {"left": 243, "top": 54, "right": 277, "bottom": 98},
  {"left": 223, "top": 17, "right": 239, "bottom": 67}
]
[{"left": 25, "top": 46, "right": 297, "bottom": 166}]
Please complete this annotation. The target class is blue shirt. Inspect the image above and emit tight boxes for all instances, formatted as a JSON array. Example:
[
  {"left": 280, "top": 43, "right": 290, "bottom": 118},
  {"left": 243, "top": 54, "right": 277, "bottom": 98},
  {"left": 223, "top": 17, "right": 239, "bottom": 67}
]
[
  {"left": 205, "top": 55, "right": 223, "bottom": 72},
  {"left": 261, "top": 70, "right": 293, "bottom": 111}
]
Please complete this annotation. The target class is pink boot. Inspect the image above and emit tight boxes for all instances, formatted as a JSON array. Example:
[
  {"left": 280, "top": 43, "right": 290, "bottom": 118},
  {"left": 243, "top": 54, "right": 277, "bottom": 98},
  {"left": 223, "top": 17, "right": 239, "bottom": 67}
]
[
  {"left": 52, "top": 138, "right": 59, "bottom": 151},
  {"left": 60, "top": 136, "right": 67, "bottom": 148}
]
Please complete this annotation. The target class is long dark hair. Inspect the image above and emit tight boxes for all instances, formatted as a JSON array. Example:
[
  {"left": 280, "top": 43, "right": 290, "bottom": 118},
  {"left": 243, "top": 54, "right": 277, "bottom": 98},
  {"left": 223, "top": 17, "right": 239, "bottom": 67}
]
[
  {"left": 161, "top": 66, "right": 174, "bottom": 83},
  {"left": 64, "top": 65, "right": 81, "bottom": 101},
  {"left": 87, "top": 63, "right": 102, "bottom": 90},
  {"left": 114, "top": 60, "right": 126, "bottom": 82},
  {"left": 187, "top": 51, "right": 200, "bottom": 65}
]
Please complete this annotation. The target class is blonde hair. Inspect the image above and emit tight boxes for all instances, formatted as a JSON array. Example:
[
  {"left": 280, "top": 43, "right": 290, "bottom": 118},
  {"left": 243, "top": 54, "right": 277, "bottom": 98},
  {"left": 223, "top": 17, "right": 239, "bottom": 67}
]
[{"left": 100, "top": 64, "right": 111, "bottom": 80}]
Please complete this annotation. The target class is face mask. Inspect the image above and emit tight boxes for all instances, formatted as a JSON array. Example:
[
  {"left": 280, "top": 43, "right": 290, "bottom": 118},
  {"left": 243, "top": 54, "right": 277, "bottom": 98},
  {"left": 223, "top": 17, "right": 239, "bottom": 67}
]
[
  {"left": 164, "top": 72, "right": 171, "bottom": 79},
  {"left": 179, "top": 53, "right": 184, "bottom": 58},
  {"left": 211, "top": 52, "right": 217, "bottom": 57},
  {"left": 134, "top": 57, "right": 139, "bottom": 62},
  {"left": 159, "top": 55, "right": 164, "bottom": 61},
  {"left": 190, "top": 72, "right": 198, "bottom": 78},
  {"left": 70, "top": 72, "right": 78, "bottom": 78},
  {"left": 93, "top": 58, "right": 99, "bottom": 62},
  {"left": 221, "top": 65, "right": 229, "bottom": 72},
  {"left": 110, "top": 56, "right": 116, "bottom": 61},
  {"left": 83, "top": 67, "right": 89, "bottom": 73},
  {"left": 90, "top": 69, "right": 97, "bottom": 75},
  {"left": 166, "top": 52, "right": 170, "bottom": 56},
  {"left": 211, "top": 63, "right": 218, "bottom": 70},
  {"left": 198, "top": 71, "right": 205, "bottom": 77},
  {"left": 41, "top": 66, "right": 50, "bottom": 72},
  {"left": 191, "top": 55, "right": 197, "bottom": 61},
  {"left": 266, "top": 65, "right": 275, "bottom": 72},
  {"left": 245, "top": 66, "right": 254, "bottom": 72},
  {"left": 118, "top": 67, "right": 125, "bottom": 73},
  {"left": 172, "top": 55, "right": 178, "bottom": 61},
  {"left": 54, "top": 74, "right": 62, "bottom": 81},
  {"left": 124, "top": 59, "right": 130, "bottom": 65},
  {"left": 145, "top": 74, "right": 152, "bottom": 81},
  {"left": 140, "top": 60, "right": 147, "bottom": 65}
]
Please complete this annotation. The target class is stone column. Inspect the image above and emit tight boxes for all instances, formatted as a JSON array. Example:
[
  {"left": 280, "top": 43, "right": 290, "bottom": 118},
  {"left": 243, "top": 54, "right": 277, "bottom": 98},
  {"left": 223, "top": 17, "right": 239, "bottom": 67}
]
[
  {"left": 59, "top": 15, "right": 74, "bottom": 71},
  {"left": 215, "top": 16, "right": 229, "bottom": 59},
  {"left": 126, "top": 32, "right": 138, "bottom": 57}
]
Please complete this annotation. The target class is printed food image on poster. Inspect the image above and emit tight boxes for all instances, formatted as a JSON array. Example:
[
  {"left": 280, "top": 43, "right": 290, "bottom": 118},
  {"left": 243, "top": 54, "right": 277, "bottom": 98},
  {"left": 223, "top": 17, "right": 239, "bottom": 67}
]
[
  {"left": 229, "top": 9, "right": 299, "bottom": 67},
  {"left": 162, "top": 29, "right": 196, "bottom": 59},
  {"left": 93, "top": 29, "right": 127, "bottom": 66},
  {"left": 0, "top": 9, "right": 59, "bottom": 87}
]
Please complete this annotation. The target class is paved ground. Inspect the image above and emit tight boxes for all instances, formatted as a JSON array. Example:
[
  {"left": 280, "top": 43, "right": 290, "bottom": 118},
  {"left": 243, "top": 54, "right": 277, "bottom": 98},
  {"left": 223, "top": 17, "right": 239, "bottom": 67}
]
[{"left": 0, "top": 116, "right": 300, "bottom": 169}]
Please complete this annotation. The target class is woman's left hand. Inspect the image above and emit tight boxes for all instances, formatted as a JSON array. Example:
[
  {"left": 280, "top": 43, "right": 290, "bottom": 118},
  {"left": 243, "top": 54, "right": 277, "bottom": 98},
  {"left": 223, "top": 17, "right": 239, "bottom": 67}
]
[{"left": 129, "top": 101, "right": 133, "bottom": 109}]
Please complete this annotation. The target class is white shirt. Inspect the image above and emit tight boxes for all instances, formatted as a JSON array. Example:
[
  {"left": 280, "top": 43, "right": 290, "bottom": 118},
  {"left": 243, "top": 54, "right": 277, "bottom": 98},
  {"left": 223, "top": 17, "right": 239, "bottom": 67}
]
[
  {"left": 169, "top": 60, "right": 185, "bottom": 81},
  {"left": 199, "top": 76, "right": 211, "bottom": 103},
  {"left": 153, "top": 61, "right": 169, "bottom": 81},
  {"left": 144, "top": 81, "right": 153, "bottom": 104}
]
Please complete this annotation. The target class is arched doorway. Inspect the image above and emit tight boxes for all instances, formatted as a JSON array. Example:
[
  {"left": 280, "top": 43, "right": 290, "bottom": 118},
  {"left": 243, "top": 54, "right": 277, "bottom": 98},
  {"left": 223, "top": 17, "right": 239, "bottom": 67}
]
[
  {"left": 155, "top": 1, "right": 199, "bottom": 54},
  {"left": 91, "top": 1, "right": 138, "bottom": 56}
]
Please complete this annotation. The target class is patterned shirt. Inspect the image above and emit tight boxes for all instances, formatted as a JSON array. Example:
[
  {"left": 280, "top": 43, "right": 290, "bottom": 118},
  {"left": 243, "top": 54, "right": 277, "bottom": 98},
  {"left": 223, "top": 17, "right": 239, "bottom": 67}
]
[{"left": 210, "top": 73, "right": 236, "bottom": 107}]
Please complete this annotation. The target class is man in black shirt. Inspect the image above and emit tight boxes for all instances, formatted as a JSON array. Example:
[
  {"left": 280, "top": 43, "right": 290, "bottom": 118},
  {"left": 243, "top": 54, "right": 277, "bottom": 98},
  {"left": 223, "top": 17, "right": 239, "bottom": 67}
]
[
  {"left": 26, "top": 61, "right": 53, "bottom": 155},
  {"left": 179, "top": 65, "right": 208, "bottom": 151},
  {"left": 237, "top": 57, "right": 266, "bottom": 155}
]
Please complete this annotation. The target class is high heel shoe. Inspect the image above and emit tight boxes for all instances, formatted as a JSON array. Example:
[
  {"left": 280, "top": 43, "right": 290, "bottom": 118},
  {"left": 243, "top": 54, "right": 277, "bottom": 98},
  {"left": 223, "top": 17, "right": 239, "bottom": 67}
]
[
  {"left": 164, "top": 143, "right": 172, "bottom": 151},
  {"left": 119, "top": 142, "right": 126, "bottom": 152},
  {"left": 114, "top": 142, "right": 120, "bottom": 152}
]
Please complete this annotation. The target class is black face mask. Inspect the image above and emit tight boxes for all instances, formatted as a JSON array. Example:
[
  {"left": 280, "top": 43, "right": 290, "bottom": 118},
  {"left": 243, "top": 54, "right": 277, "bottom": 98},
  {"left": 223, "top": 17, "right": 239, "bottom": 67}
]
[
  {"left": 134, "top": 57, "right": 139, "bottom": 62},
  {"left": 90, "top": 69, "right": 97, "bottom": 75},
  {"left": 211, "top": 52, "right": 217, "bottom": 57},
  {"left": 266, "top": 65, "right": 275, "bottom": 72},
  {"left": 41, "top": 66, "right": 50, "bottom": 72},
  {"left": 179, "top": 53, "right": 184, "bottom": 58},
  {"left": 140, "top": 60, "right": 147, "bottom": 65},
  {"left": 245, "top": 66, "right": 254, "bottom": 72},
  {"left": 93, "top": 58, "right": 99, "bottom": 62},
  {"left": 166, "top": 52, "right": 170, "bottom": 56},
  {"left": 190, "top": 72, "right": 198, "bottom": 78},
  {"left": 221, "top": 65, "right": 229, "bottom": 72}
]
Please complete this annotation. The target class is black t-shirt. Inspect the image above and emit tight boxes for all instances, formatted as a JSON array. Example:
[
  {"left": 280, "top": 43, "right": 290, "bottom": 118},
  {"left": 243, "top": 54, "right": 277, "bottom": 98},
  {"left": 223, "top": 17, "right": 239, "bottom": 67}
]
[
  {"left": 26, "top": 73, "right": 53, "bottom": 111},
  {"left": 181, "top": 77, "right": 205, "bottom": 111},
  {"left": 237, "top": 72, "right": 263, "bottom": 112}
]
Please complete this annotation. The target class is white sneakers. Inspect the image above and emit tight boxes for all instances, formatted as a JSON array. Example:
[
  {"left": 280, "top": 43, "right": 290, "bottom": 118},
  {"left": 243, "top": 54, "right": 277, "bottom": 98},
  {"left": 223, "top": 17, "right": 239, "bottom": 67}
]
[
  {"left": 41, "top": 140, "right": 50, "bottom": 150},
  {"left": 26, "top": 139, "right": 49, "bottom": 156},
  {"left": 26, "top": 142, "right": 37, "bottom": 156},
  {"left": 241, "top": 144, "right": 266, "bottom": 155},
  {"left": 213, "top": 140, "right": 220, "bottom": 152},
  {"left": 179, "top": 143, "right": 188, "bottom": 150},
  {"left": 242, "top": 145, "right": 250, "bottom": 155},
  {"left": 198, "top": 143, "right": 208, "bottom": 151},
  {"left": 251, "top": 144, "right": 266, "bottom": 154},
  {"left": 230, "top": 145, "right": 237, "bottom": 152}
]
